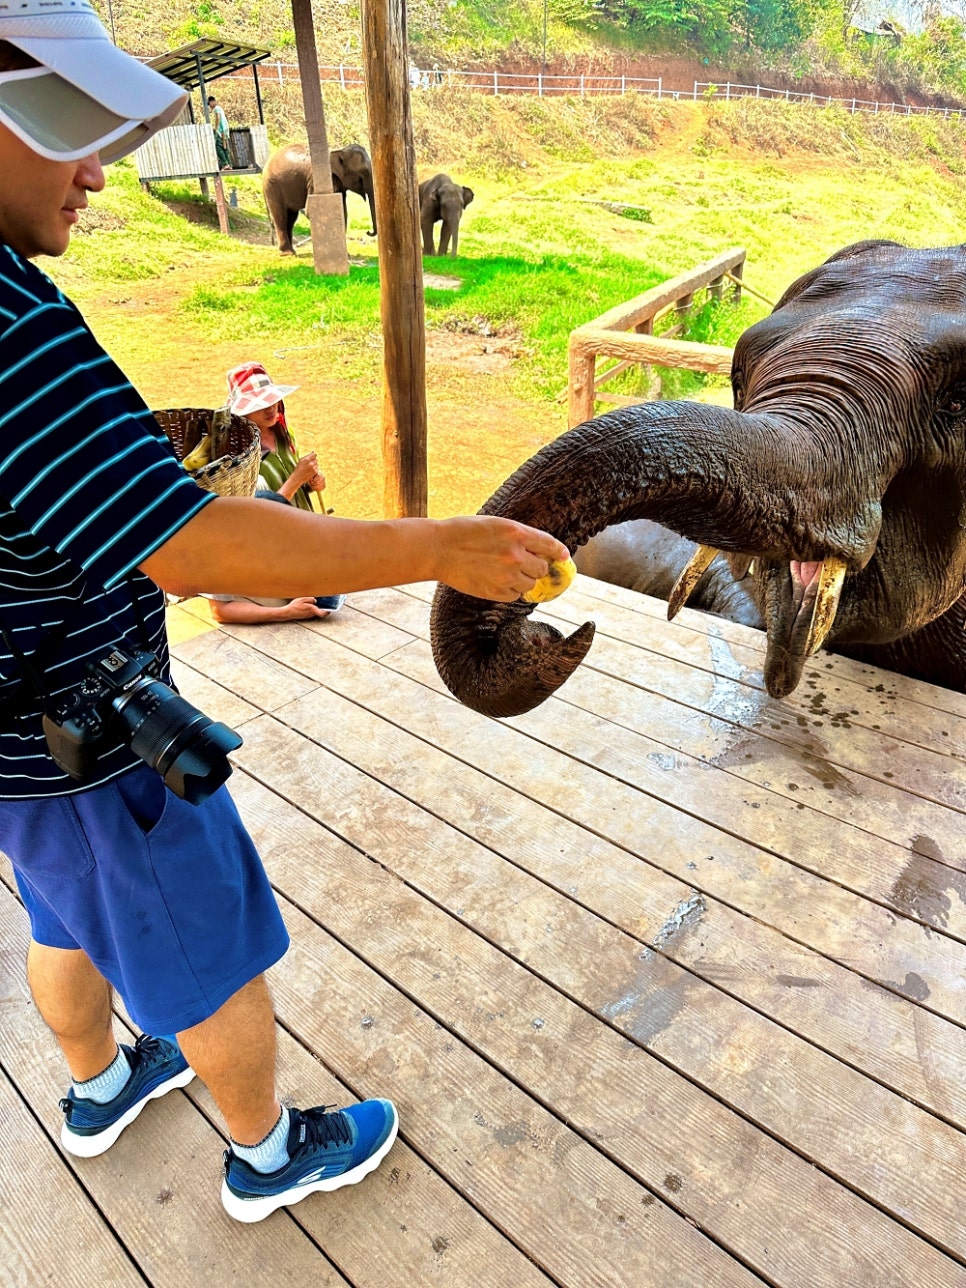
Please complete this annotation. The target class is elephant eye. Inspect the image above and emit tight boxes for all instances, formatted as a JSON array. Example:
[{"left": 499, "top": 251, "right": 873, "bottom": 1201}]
[
  {"left": 732, "top": 372, "right": 745, "bottom": 410},
  {"left": 938, "top": 388, "right": 966, "bottom": 416}
]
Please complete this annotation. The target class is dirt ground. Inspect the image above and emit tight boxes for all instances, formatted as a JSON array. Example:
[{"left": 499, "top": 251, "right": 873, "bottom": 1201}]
[{"left": 77, "top": 252, "right": 567, "bottom": 523}]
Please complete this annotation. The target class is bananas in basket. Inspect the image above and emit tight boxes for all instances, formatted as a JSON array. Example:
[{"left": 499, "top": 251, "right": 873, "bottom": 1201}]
[
  {"left": 182, "top": 411, "right": 234, "bottom": 474},
  {"left": 182, "top": 433, "right": 213, "bottom": 472}
]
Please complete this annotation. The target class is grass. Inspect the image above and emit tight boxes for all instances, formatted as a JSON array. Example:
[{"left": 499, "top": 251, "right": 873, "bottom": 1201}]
[
  {"left": 178, "top": 248, "right": 684, "bottom": 398},
  {"left": 46, "top": 93, "right": 966, "bottom": 415}
]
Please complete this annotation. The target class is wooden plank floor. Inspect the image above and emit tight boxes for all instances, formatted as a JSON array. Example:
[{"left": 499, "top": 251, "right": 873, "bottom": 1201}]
[{"left": 2, "top": 573, "right": 965, "bottom": 1287}]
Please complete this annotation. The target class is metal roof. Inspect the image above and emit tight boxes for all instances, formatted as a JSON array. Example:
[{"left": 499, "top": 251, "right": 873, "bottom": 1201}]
[{"left": 147, "top": 39, "right": 272, "bottom": 91}]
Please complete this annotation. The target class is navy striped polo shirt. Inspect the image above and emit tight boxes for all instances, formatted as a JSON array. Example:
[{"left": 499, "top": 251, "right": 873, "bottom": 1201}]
[{"left": 0, "top": 245, "right": 215, "bottom": 798}]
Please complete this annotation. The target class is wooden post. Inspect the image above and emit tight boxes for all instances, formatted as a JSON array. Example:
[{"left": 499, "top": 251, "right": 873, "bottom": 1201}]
[
  {"left": 291, "top": 0, "right": 349, "bottom": 276},
  {"left": 568, "top": 335, "right": 597, "bottom": 429},
  {"left": 212, "top": 174, "right": 231, "bottom": 235},
  {"left": 360, "top": 0, "right": 428, "bottom": 518}
]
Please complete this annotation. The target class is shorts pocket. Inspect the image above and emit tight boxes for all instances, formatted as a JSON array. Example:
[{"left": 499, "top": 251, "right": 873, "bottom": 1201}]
[
  {"left": 113, "top": 769, "right": 170, "bottom": 838},
  {"left": 0, "top": 796, "right": 96, "bottom": 879}
]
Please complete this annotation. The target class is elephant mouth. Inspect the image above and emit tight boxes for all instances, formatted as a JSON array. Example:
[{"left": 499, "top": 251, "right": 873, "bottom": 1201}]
[{"left": 668, "top": 546, "right": 847, "bottom": 697}]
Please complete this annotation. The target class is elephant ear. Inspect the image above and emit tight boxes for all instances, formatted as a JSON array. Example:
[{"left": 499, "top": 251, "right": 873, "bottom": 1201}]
[{"left": 462, "top": 187, "right": 475, "bottom": 208}]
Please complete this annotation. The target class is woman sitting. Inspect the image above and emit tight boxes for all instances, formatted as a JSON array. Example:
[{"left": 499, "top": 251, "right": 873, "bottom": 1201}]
[{"left": 208, "top": 363, "right": 346, "bottom": 623}]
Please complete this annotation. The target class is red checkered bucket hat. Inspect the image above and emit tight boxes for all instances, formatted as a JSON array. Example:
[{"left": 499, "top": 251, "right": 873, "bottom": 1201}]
[{"left": 226, "top": 362, "right": 299, "bottom": 417}]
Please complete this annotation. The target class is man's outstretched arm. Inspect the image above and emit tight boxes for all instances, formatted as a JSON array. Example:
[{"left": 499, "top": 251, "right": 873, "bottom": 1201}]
[{"left": 140, "top": 496, "right": 569, "bottom": 605}]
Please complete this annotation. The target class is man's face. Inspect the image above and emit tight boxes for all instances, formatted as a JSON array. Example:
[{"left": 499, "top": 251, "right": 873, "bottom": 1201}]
[{"left": 0, "top": 123, "right": 104, "bottom": 258}]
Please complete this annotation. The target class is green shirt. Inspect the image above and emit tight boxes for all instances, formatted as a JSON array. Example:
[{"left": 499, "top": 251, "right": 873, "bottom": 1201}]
[{"left": 258, "top": 440, "right": 314, "bottom": 512}]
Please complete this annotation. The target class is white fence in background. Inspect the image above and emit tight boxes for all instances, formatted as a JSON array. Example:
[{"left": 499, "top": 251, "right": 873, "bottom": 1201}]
[{"left": 224, "top": 60, "right": 966, "bottom": 120}]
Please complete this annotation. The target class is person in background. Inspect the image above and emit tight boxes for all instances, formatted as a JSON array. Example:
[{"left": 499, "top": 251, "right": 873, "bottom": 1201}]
[
  {"left": 0, "top": 0, "right": 569, "bottom": 1227},
  {"left": 207, "top": 93, "right": 230, "bottom": 169},
  {"left": 207, "top": 362, "right": 346, "bottom": 622},
  {"left": 209, "top": 491, "right": 345, "bottom": 622},
  {"left": 228, "top": 362, "right": 323, "bottom": 512}
]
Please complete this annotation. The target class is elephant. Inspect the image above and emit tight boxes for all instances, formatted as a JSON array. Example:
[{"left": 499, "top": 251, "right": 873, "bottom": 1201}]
[
  {"left": 429, "top": 240, "right": 966, "bottom": 718},
  {"left": 419, "top": 173, "right": 474, "bottom": 257},
  {"left": 262, "top": 143, "right": 376, "bottom": 255}
]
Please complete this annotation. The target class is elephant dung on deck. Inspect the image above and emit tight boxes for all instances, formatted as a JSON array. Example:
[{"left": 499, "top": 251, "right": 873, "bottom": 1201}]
[
  {"left": 419, "top": 173, "right": 474, "bottom": 257},
  {"left": 430, "top": 240, "right": 966, "bottom": 717},
  {"left": 262, "top": 143, "right": 376, "bottom": 254}
]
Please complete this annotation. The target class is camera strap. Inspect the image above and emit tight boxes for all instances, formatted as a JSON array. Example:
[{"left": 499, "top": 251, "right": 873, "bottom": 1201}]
[{"left": 0, "top": 575, "right": 154, "bottom": 708}]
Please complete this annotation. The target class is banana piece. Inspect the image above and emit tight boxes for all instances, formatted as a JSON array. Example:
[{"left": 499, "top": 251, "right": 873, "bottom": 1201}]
[
  {"left": 522, "top": 557, "right": 577, "bottom": 604},
  {"left": 182, "top": 433, "right": 212, "bottom": 471}
]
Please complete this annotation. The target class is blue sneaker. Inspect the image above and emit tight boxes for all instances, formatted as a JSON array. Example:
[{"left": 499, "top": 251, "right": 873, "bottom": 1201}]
[
  {"left": 59, "top": 1034, "right": 194, "bottom": 1158},
  {"left": 314, "top": 594, "right": 346, "bottom": 612},
  {"left": 221, "top": 1100, "right": 399, "bottom": 1223}
]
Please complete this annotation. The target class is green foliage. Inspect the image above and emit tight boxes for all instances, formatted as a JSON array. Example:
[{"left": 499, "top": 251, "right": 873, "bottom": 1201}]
[
  {"left": 732, "top": 0, "right": 814, "bottom": 53},
  {"left": 89, "top": 0, "right": 966, "bottom": 109},
  {"left": 893, "top": 16, "right": 966, "bottom": 98},
  {"left": 568, "top": 0, "right": 819, "bottom": 60}
]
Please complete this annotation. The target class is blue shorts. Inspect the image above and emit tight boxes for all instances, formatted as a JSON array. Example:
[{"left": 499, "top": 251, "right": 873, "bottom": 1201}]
[{"left": 0, "top": 766, "right": 289, "bottom": 1035}]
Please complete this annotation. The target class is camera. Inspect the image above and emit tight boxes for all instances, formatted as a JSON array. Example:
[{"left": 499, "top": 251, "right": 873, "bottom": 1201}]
[{"left": 42, "top": 646, "right": 242, "bottom": 806}]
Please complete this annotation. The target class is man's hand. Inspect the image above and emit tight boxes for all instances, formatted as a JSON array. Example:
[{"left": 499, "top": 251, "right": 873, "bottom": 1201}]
[{"left": 433, "top": 516, "right": 570, "bottom": 602}]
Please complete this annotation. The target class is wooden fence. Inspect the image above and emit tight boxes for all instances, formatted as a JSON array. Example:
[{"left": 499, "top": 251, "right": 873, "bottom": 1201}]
[
  {"left": 210, "top": 60, "right": 966, "bottom": 120},
  {"left": 567, "top": 247, "right": 746, "bottom": 429}
]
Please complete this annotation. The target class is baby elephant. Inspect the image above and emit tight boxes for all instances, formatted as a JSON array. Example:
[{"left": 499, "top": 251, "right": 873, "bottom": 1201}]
[{"left": 419, "top": 173, "right": 474, "bottom": 257}]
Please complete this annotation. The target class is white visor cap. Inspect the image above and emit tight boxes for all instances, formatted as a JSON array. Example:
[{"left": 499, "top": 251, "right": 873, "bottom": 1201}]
[{"left": 0, "top": 0, "right": 186, "bottom": 162}]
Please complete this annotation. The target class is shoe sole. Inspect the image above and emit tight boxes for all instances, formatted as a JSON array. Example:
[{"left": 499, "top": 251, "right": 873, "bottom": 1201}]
[
  {"left": 61, "top": 1067, "right": 196, "bottom": 1158},
  {"left": 221, "top": 1106, "right": 399, "bottom": 1224}
]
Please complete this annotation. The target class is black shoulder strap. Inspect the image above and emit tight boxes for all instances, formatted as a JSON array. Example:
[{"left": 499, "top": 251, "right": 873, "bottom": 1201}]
[{"left": 0, "top": 575, "right": 152, "bottom": 706}]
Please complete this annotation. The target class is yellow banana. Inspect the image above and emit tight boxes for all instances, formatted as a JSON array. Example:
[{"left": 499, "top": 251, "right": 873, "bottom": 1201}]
[
  {"left": 522, "top": 557, "right": 577, "bottom": 604},
  {"left": 182, "top": 433, "right": 212, "bottom": 471}
]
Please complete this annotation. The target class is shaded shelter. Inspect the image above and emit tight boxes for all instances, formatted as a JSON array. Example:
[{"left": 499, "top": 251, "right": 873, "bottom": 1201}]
[{"left": 135, "top": 39, "right": 273, "bottom": 234}]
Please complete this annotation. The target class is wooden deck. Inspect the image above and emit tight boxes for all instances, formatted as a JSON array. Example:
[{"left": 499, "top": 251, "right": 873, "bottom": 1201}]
[{"left": 3, "top": 573, "right": 966, "bottom": 1287}]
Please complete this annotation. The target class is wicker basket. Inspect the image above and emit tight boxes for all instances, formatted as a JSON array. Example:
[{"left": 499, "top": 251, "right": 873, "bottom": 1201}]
[{"left": 155, "top": 407, "right": 260, "bottom": 498}]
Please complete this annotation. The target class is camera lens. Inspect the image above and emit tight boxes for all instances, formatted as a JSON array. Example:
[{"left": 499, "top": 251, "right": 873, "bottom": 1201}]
[{"left": 112, "top": 679, "right": 242, "bottom": 805}]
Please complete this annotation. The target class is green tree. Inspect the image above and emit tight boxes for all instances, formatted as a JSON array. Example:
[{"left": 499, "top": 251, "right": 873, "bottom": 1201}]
[
  {"left": 897, "top": 13, "right": 966, "bottom": 93},
  {"left": 732, "top": 0, "right": 817, "bottom": 51}
]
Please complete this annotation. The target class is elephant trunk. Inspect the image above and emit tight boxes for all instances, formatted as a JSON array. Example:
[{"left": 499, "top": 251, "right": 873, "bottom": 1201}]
[
  {"left": 365, "top": 172, "right": 377, "bottom": 236},
  {"left": 430, "top": 400, "right": 880, "bottom": 716}
]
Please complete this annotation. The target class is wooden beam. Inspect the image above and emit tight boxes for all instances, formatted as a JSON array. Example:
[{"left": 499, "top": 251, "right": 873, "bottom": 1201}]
[
  {"left": 290, "top": 0, "right": 348, "bottom": 276},
  {"left": 360, "top": 0, "right": 428, "bottom": 518}
]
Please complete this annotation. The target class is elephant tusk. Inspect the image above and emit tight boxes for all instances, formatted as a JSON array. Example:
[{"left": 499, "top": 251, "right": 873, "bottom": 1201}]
[
  {"left": 668, "top": 544, "right": 721, "bottom": 620},
  {"left": 804, "top": 558, "right": 848, "bottom": 656}
]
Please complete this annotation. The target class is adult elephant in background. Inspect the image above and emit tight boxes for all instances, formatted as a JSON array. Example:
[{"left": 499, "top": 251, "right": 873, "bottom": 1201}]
[
  {"left": 430, "top": 240, "right": 966, "bottom": 717},
  {"left": 419, "top": 173, "right": 474, "bottom": 256},
  {"left": 262, "top": 143, "right": 377, "bottom": 254}
]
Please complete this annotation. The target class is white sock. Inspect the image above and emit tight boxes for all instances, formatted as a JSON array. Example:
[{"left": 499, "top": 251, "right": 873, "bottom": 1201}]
[
  {"left": 231, "top": 1108, "right": 291, "bottom": 1173},
  {"left": 72, "top": 1046, "right": 131, "bottom": 1104}
]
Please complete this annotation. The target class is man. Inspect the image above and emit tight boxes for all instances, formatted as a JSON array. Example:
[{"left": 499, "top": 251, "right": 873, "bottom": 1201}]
[
  {"left": 207, "top": 93, "right": 230, "bottom": 169},
  {"left": 0, "top": 1, "right": 568, "bottom": 1224}
]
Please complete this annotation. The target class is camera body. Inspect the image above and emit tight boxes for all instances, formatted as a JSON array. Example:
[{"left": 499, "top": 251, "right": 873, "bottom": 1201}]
[{"left": 43, "top": 645, "right": 242, "bottom": 805}]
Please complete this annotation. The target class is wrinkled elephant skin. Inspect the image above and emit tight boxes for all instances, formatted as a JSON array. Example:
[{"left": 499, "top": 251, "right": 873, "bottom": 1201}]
[
  {"left": 262, "top": 143, "right": 376, "bottom": 254},
  {"left": 431, "top": 240, "right": 966, "bottom": 716},
  {"left": 419, "top": 173, "right": 474, "bottom": 257}
]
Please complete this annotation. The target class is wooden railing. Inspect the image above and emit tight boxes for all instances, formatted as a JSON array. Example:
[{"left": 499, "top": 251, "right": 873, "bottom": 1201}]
[{"left": 566, "top": 247, "right": 746, "bottom": 428}]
